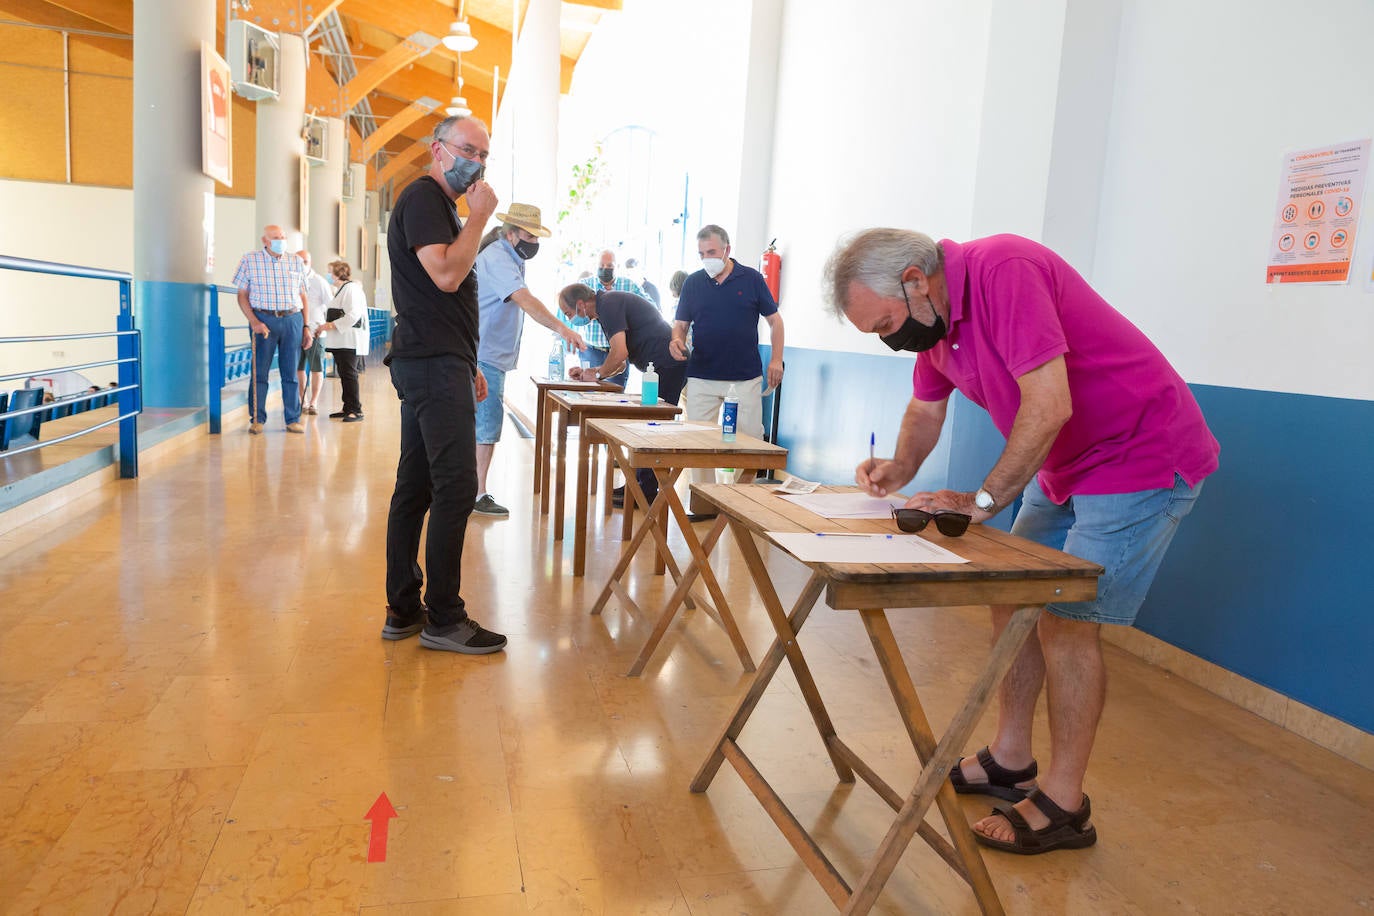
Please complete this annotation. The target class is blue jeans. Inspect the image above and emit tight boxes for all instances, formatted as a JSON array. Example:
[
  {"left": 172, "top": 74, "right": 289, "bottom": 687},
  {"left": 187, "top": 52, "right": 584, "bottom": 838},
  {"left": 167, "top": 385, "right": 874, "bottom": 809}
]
[
  {"left": 251, "top": 310, "right": 303, "bottom": 425},
  {"left": 1011, "top": 474, "right": 1204, "bottom": 625},
  {"left": 474, "top": 360, "right": 507, "bottom": 444},
  {"left": 385, "top": 355, "right": 478, "bottom": 627},
  {"left": 580, "top": 346, "right": 629, "bottom": 389}
]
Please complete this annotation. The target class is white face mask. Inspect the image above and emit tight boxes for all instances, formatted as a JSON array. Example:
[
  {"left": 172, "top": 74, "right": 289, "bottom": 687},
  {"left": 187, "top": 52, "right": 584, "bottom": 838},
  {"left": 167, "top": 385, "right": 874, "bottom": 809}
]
[{"left": 702, "top": 257, "right": 726, "bottom": 278}]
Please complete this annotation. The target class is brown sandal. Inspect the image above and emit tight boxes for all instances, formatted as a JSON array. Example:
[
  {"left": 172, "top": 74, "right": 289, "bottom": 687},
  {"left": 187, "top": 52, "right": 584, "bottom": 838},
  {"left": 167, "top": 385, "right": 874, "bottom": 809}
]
[
  {"left": 948, "top": 746, "right": 1038, "bottom": 802},
  {"left": 975, "top": 788, "right": 1097, "bottom": 855}
]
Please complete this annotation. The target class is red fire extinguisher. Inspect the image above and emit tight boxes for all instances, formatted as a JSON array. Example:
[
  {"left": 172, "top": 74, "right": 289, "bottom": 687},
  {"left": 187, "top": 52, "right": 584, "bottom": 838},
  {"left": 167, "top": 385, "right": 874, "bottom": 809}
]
[{"left": 760, "top": 238, "right": 781, "bottom": 304}]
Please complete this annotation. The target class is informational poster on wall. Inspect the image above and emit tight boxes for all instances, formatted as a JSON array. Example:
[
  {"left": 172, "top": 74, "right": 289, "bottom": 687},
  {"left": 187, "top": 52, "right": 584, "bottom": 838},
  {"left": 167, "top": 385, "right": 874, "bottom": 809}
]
[
  {"left": 200, "top": 42, "right": 233, "bottom": 187},
  {"left": 1266, "top": 139, "right": 1369, "bottom": 284}
]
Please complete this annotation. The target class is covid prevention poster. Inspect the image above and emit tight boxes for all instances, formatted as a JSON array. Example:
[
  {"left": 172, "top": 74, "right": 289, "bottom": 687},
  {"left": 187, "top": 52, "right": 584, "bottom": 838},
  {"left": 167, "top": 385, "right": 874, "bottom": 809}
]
[{"left": 1266, "top": 139, "right": 1369, "bottom": 284}]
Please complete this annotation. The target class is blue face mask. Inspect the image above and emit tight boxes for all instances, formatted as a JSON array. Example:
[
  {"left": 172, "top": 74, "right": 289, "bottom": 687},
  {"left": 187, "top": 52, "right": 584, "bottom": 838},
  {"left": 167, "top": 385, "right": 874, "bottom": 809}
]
[
  {"left": 440, "top": 143, "right": 485, "bottom": 195},
  {"left": 268, "top": 238, "right": 286, "bottom": 255},
  {"left": 569, "top": 313, "right": 591, "bottom": 327}
]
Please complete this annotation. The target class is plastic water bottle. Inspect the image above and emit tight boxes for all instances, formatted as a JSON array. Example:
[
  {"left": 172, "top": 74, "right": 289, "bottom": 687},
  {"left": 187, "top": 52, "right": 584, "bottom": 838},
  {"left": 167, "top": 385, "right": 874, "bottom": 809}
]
[
  {"left": 641, "top": 363, "right": 658, "bottom": 406},
  {"left": 721, "top": 384, "right": 739, "bottom": 442},
  {"left": 548, "top": 336, "right": 565, "bottom": 381}
]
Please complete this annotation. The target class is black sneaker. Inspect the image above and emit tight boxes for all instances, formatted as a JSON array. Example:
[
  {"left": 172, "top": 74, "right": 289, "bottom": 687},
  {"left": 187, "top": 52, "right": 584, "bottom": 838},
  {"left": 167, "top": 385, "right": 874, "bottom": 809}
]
[
  {"left": 473, "top": 494, "right": 509, "bottom": 517},
  {"left": 419, "top": 618, "right": 507, "bottom": 654},
  {"left": 381, "top": 606, "right": 426, "bottom": 640}
]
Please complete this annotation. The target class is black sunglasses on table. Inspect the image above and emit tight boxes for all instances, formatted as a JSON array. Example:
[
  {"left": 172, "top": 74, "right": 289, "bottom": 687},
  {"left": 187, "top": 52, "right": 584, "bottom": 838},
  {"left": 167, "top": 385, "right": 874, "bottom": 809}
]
[{"left": 890, "top": 507, "right": 972, "bottom": 537}]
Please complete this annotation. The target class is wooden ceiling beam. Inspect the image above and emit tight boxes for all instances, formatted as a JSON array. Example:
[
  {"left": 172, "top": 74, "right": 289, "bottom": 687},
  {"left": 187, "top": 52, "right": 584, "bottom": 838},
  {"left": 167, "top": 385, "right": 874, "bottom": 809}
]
[
  {"left": 344, "top": 31, "right": 441, "bottom": 110},
  {"left": 31, "top": 0, "right": 129, "bottom": 33},
  {"left": 304, "top": 0, "right": 344, "bottom": 34},
  {"left": 376, "top": 140, "right": 432, "bottom": 186},
  {"left": 361, "top": 97, "right": 443, "bottom": 160}
]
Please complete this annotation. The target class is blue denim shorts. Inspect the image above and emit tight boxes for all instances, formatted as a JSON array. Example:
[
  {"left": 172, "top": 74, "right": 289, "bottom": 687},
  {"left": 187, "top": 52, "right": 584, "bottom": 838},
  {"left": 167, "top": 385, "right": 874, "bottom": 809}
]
[
  {"left": 474, "top": 361, "right": 507, "bottom": 444},
  {"left": 1011, "top": 474, "right": 1203, "bottom": 625}
]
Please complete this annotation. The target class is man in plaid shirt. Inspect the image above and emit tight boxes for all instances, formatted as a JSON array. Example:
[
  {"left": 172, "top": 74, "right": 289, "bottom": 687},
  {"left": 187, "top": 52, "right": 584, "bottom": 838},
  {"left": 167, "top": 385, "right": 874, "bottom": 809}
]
[{"left": 233, "top": 224, "right": 312, "bottom": 434}]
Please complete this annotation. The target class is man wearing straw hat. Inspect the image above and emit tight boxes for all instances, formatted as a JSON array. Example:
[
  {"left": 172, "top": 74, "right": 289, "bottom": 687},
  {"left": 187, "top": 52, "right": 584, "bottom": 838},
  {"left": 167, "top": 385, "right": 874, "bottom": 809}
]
[{"left": 472, "top": 202, "right": 586, "bottom": 517}]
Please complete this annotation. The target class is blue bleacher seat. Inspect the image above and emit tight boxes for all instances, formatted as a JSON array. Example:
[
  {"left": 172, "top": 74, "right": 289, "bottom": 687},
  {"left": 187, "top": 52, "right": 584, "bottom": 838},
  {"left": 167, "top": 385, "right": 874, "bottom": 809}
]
[{"left": 1, "top": 388, "right": 43, "bottom": 451}]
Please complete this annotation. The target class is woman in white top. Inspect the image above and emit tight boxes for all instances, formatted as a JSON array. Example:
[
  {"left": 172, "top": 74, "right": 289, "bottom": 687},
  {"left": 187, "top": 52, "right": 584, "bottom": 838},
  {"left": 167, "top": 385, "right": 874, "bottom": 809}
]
[{"left": 318, "top": 260, "right": 370, "bottom": 421}]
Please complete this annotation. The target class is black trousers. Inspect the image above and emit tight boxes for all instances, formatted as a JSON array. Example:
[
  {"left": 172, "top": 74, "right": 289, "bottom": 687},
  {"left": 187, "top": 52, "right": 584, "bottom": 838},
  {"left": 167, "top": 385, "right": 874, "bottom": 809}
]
[
  {"left": 384, "top": 355, "right": 477, "bottom": 626},
  {"left": 328, "top": 348, "right": 362, "bottom": 414},
  {"left": 636, "top": 362, "right": 688, "bottom": 504}
]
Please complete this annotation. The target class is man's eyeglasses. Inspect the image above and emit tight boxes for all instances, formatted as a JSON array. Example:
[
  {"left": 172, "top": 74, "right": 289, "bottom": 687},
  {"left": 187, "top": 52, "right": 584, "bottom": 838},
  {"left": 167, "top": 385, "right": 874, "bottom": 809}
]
[
  {"left": 441, "top": 140, "right": 489, "bottom": 163},
  {"left": 890, "top": 507, "right": 972, "bottom": 537}
]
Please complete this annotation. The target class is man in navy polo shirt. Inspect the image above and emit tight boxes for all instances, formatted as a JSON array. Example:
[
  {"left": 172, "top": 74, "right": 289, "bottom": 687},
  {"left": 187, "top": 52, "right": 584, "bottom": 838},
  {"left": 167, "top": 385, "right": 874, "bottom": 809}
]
[{"left": 670, "top": 224, "right": 785, "bottom": 517}]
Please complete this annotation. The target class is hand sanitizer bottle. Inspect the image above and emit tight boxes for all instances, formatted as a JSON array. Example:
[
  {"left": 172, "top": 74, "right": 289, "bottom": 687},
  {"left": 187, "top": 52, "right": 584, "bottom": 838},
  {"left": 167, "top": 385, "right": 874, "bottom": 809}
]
[
  {"left": 548, "top": 335, "right": 565, "bottom": 381},
  {"left": 641, "top": 363, "right": 658, "bottom": 405},
  {"left": 721, "top": 384, "right": 739, "bottom": 442}
]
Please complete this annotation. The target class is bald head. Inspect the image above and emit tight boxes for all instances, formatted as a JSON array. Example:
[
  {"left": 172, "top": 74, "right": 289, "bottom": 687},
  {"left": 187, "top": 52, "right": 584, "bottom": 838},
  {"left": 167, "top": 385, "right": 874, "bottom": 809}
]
[{"left": 262, "top": 225, "right": 287, "bottom": 257}]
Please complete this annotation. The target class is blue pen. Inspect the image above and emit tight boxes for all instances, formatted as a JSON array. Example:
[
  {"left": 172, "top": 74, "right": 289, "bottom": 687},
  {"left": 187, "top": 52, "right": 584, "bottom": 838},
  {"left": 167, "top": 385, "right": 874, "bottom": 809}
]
[
  {"left": 869, "top": 431, "right": 876, "bottom": 467},
  {"left": 816, "top": 532, "right": 892, "bottom": 538}
]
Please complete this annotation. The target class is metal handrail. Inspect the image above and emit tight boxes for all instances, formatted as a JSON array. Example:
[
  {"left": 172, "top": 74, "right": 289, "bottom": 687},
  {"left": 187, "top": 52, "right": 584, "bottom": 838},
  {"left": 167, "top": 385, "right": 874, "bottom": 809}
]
[
  {"left": 0, "top": 352, "right": 139, "bottom": 385},
  {"left": 0, "top": 254, "right": 140, "bottom": 477}
]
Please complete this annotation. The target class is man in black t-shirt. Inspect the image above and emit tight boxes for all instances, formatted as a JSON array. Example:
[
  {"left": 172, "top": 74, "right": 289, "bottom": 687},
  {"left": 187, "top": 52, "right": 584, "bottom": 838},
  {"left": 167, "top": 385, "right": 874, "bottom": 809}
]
[
  {"left": 557, "top": 285, "right": 688, "bottom": 504},
  {"left": 382, "top": 115, "right": 506, "bottom": 655}
]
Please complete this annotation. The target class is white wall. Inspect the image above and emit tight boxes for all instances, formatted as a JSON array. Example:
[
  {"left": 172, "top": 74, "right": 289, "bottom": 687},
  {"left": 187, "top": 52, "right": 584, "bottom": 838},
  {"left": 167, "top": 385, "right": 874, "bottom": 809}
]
[
  {"left": 0, "top": 179, "right": 256, "bottom": 383},
  {"left": 765, "top": 0, "right": 993, "bottom": 354},
  {"left": 1092, "top": 0, "right": 1374, "bottom": 400}
]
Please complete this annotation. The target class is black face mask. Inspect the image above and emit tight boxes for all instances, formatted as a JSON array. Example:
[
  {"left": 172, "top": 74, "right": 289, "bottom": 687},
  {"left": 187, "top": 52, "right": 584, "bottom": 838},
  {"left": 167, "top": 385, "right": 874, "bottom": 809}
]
[
  {"left": 880, "top": 279, "right": 948, "bottom": 353},
  {"left": 514, "top": 238, "right": 539, "bottom": 260},
  {"left": 597, "top": 267, "right": 615, "bottom": 285}
]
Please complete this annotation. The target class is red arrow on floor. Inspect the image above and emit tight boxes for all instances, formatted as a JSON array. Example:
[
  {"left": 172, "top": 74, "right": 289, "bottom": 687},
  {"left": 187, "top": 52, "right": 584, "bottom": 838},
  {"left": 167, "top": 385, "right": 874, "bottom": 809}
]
[{"left": 365, "top": 792, "right": 397, "bottom": 862}]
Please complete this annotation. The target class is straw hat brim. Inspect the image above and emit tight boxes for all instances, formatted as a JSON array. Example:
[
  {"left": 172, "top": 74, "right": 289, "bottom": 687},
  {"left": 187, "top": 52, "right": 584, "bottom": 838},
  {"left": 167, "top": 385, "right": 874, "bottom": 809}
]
[{"left": 495, "top": 212, "right": 552, "bottom": 237}]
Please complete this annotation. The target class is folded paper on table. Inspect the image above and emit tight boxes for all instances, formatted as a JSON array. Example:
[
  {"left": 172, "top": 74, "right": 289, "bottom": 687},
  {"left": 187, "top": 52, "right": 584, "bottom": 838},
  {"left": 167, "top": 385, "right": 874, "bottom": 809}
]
[
  {"left": 780, "top": 492, "right": 906, "bottom": 518},
  {"left": 774, "top": 476, "right": 820, "bottom": 495},
  {"left": 767, "top": 532, "right": 969, "bottom": 564}
]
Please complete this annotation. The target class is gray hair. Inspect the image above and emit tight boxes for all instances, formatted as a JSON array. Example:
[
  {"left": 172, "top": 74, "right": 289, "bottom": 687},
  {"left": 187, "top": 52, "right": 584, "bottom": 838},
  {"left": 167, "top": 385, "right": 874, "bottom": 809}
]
[
  {"left": 433, "top": 115, "right": 490, "bottom": 142},
  {"left": 696, "top": 224, "right": 730, "bottom": 247},
  {"left": 822, "top": 228, "right": 944, "bottom": 317}
]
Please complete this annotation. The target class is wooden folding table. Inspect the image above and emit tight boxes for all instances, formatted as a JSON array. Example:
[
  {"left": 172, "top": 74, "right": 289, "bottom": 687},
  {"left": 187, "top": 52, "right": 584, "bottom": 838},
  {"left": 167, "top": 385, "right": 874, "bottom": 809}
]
[
  {"left": 584, "top": 420, "right": 788, "bottom": 676},
  {"left": 543, "top": 389, "right": 680, "bottom": 547},
  {"left": 687, "top": 484, "right": 1102, "bottom": 915},
  {"left": 529, "top": 375, "right": 621, "bottom": 504}
]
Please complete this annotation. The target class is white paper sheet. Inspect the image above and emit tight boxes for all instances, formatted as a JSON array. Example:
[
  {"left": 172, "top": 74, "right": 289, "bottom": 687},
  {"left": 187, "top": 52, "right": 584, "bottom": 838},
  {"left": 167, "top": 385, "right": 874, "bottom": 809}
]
[
  {"left": 767, "top": 532, "right": 969, "bottom": 564},
  {"left": 780, "top": 492, "right": 905, "bottom": 518},
  {"left": 616, "top": 421, "right": 692, "bottom": 433},
  {"left": 574, "top": 391, "right": 637, "bottom": 404}
]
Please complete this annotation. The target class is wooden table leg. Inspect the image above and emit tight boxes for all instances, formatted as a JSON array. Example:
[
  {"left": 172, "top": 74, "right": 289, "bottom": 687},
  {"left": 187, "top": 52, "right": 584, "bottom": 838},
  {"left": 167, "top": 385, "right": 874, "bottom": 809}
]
[
  {"left": 691, "top": 566, "right": 828, "bottom": 792},
  {"left": 553, "top": 406, "right": 569, "bottom": 539},
  {"left": 573, "top": 418, "right": 593, "bottom": 576},
  {"left": 842, "top": 605, "right": 1041, "bottom": 916},
  {"left": 626, "top": 508, "right": 731, "bottom": 677},
  {"left": 540, "top": 401, "right": 558, "bottom": 516},
  {"left": 533, "top": 389, "right": 546, "bottom": 496},
  {"left": 663, "top": 490, "right": 754, "bottom": 672},
  {"left": 603, "top": 448, "right": 614, "bottom": 518},
  {"left": 589, "top": 443, "right": 674, "bottom": 615},
  {"left": 732, "top": 520, "right": 855, "bottom": 784},
  {"left": 859, "top": 610, "right": 1003, "bottom": 915}
]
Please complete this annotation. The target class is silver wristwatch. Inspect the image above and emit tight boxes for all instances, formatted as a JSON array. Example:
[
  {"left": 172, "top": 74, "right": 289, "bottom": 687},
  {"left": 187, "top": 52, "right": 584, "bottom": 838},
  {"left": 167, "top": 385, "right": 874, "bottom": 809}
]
[{"left": 974, "top": 487, "right": 998, "bottom": 513}]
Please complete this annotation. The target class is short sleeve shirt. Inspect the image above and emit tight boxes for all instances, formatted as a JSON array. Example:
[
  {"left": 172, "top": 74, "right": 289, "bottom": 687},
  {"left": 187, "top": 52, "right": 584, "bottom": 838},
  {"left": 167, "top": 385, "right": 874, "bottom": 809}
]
[
  {"left": 386, "top": 176, "right": 479, "bottom": 364},
  {"left": 675, "top": 260, "right": 778, "bottom": 381},
  {"left": 232, "top": 249, "right": 307, "bottom": 313},
  {"left": 912, "top": 235, "right": 1219, "bottom": 501},
  {"left": 475, "top": 238, "right": 528, "bottom": 372},
  {"left": 595, "top": 290, "right": 681, "bottom": 372}
]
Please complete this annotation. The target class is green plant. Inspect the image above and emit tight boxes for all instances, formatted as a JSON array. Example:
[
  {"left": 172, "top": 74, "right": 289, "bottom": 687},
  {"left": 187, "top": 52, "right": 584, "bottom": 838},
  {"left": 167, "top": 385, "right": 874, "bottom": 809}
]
[{"left": 557, "top": 143, "right": 611, "bottom": 269}]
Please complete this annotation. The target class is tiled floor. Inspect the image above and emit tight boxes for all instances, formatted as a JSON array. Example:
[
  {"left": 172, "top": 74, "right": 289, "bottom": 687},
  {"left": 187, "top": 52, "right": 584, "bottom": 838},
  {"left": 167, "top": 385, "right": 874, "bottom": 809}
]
[{"left": 0, "top": 367, "right": 1371, "bottom": 914}]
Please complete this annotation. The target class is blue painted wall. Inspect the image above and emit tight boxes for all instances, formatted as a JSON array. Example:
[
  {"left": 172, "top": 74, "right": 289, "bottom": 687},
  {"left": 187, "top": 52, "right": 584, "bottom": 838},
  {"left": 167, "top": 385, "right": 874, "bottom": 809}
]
[{"left": 767, "top": 346, "right": 1374, "bottom": 732}]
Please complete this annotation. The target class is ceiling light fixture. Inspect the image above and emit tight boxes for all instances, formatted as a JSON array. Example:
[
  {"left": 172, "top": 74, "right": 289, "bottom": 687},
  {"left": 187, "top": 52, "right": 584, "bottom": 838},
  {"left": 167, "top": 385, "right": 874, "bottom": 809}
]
[
  {"left": 445, "top": 64, "right": 470, "bottom": 118},
  {"left": 441, "top": 2, "right": 478, "bottom": 52}
]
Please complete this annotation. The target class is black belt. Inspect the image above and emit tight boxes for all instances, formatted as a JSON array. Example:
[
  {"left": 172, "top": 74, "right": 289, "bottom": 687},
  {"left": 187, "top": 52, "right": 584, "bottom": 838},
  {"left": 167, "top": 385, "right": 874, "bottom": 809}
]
[{"left": 254, "top": 309, "right": 301, "bottom": 316}]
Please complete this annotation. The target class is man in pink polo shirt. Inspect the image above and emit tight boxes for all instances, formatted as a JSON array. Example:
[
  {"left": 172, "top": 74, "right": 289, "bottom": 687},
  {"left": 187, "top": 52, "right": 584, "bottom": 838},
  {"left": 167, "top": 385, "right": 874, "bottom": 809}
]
[{"left": 826, "top": 229, "right": 1219, "bottom": 856}]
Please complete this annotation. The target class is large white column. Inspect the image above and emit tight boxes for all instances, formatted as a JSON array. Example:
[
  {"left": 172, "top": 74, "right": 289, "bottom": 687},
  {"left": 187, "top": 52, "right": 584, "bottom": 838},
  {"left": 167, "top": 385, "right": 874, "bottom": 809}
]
[
  {"left": 255, "top": 31, "right": 306, "bottom": 239},
  {"left": 487, "top": 0, "right": 560, "bottom": 243},
  {"left": 306, "top": 116, "right": 346, "bottom": 264},
  {"left": 734, "top": 0, "right": 784, "bottom": 263},
  {"left": 970, "top": 0, "right": 1123, "bottom": 275},
  {"left": 133, "top": 0, "right": 216, "bottom": 408}
]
